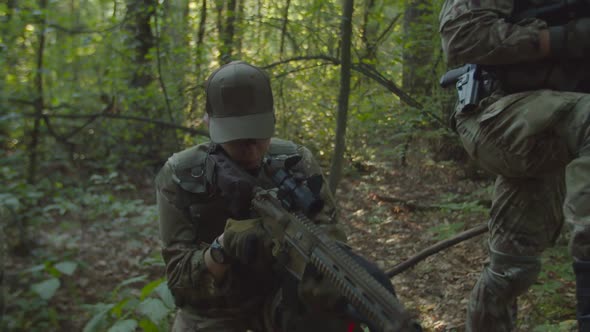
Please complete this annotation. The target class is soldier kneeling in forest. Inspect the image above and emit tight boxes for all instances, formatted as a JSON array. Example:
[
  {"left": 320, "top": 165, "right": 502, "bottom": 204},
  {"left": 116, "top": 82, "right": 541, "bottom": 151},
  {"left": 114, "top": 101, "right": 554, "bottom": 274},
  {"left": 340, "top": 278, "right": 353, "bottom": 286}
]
[{"left": 155, "top": 61, "right": 420, "bottom": 332}]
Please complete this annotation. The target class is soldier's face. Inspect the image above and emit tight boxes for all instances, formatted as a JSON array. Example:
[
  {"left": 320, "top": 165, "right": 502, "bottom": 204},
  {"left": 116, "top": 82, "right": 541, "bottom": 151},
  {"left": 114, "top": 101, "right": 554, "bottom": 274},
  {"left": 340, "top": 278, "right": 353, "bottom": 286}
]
[{"left": 221, "top": 138, "right": 271, "bottom": 170}]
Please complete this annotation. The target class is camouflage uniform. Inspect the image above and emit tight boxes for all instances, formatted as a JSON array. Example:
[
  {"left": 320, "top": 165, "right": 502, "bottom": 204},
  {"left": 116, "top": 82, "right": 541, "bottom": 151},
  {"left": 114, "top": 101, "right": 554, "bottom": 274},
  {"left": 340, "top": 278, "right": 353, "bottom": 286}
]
[
  {"left": 155, "top": 138, "right": 346, "bottom": 332},
  {"left": 439, "top": 0, "right": 590, "bottom": 331}
]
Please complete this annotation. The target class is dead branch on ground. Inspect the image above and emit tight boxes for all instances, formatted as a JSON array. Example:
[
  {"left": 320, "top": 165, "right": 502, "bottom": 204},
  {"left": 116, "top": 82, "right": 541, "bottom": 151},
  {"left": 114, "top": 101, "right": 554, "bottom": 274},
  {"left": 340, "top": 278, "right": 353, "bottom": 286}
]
[{"left": 386, "top": 223, "right": 488, "bottom": 277}]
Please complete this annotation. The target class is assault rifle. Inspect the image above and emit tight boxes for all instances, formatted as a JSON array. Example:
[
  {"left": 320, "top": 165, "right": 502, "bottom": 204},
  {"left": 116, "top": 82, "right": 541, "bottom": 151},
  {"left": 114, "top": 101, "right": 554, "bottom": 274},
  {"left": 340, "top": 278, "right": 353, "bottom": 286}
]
[
  {"left": 208, "top": 149, "right": 420, "bottom": 332},
  {"left": 440, "top": 0, "right": 590, "bottom": 112}
]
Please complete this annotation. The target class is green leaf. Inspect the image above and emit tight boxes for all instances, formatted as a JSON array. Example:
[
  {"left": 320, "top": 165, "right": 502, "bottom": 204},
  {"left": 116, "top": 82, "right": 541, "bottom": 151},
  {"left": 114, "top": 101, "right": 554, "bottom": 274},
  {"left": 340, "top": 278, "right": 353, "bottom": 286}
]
[
  {"left": 107, "top": 319, "right": 138, "bottom": 332},
  {"left": 54, "top": 261, "right": 78, "bottom": 276},
  {"left": 138, "top": 318, "right": 159, "bottom": 332},
  {"left": 140, "top": 277, "right": 165, "bottom": 300},
  {"left": 23, "top": 264, "right": 46, "bottom": 274},
  {"left": 0, "top": 193, "right": 20, "bottom": 209},
  {"left": 137, "top": 298, "right": 171, "bottom": 324},
  {"left": 83, "top": 303, "right": 116, "bottom": 332},
  {"left": 110, "top": 298, "right": 129, "bottom": 318},
  {"left": 117, "top": 275, "right": 147, "bottom": 288},
  {"left": 155, "top": 282, "right": 175, "bottom": 309},
  {"left": 31, "top": 278, "right": 61, "bottom": 300}
]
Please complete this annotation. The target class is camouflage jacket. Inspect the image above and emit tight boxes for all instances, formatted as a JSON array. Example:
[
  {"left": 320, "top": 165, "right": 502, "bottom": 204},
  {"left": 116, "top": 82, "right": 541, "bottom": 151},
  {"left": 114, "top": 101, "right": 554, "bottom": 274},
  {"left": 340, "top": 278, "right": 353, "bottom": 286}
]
[
  {"left": 439, "top": 0, "right": 590, "bottom": 93},
  {"left": 155, "top": 138, "right": 345, "bottom": 318}
]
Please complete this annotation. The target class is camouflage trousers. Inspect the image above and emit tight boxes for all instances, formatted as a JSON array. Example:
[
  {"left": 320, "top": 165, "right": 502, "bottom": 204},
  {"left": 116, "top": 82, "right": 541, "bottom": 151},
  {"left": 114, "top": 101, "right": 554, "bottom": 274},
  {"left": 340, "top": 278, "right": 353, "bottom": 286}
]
[
  {"left": 170, "top": 292, "right": 359, "bottom": 332},
  {"left": 455, "top": 89, "right": 590, "bottom": 332},
  {"left": 171, "top": 306, "right": 269, "bottom": 332}
]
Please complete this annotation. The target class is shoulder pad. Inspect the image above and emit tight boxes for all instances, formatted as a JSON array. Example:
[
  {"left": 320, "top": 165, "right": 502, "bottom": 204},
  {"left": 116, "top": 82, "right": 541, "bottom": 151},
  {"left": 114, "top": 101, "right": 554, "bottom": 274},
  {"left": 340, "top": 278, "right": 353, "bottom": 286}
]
[
  {"left": 268, "top": 138, "right": 298, "bottom": 156},
  {"left": 167, "top": 143, "right": 211, "bottom": 194}
]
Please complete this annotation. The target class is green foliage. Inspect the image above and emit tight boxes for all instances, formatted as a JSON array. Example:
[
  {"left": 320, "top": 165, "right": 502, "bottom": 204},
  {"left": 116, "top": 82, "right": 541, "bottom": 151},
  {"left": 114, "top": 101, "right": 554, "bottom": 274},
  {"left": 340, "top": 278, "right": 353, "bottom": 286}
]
[
  {"left": 1, "top": 154, "right": 162, "bottom": 329},
  {"left": 428, "top": 221, "right": 465, "bottom": 241},
  {"left": 431, "top": 191, "right": 490, "bottom": 214},
  {"left": 83, "top": 277, "right": 175, "bottom": 332},
  {"left": 519, "top": 245, "right": 576, "bottom": 330},
  {"left": 1, "top": 259, "right": 79, "bottom": 330},
  {"left": 532, "top": 320, "right": 577, "bottom": 332}
]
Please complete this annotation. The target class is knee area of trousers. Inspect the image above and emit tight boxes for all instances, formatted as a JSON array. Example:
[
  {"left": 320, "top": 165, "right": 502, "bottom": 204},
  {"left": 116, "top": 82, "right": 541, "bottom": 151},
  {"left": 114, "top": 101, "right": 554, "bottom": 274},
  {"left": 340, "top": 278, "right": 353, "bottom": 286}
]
[{"left": 487, "top": 254, "right": 542, "bottom": 295}]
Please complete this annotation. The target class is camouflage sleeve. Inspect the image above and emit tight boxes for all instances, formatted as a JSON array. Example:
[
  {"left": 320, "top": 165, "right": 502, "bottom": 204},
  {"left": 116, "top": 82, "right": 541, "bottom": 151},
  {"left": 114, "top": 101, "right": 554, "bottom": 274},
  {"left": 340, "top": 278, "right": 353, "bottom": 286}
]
[
  {"left": 296, "top": 146, "right": 348, "bottom": 243},
  {"left": 439, "top": 0, "right": 547, "bottom": 67},
  {"left": 155, "top": 162, "right": 224, "bottom": 306}
]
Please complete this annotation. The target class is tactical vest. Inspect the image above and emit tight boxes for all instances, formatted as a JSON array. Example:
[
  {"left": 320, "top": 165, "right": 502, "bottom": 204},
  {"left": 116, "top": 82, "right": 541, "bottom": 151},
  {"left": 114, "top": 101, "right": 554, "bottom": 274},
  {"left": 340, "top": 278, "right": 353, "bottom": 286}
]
[
  {"left": 167, "top": 138, "right": 300, "bottom": 244},
  {"left": 491, "top": 0, "right": 590, "bottom": 93}
]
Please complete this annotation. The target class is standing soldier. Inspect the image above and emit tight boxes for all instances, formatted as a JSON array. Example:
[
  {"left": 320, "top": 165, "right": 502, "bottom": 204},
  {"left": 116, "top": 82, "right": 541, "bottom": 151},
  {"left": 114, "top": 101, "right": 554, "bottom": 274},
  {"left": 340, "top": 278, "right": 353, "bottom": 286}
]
[{"left": 439, "top": 0, "right": 590, "bottom": 331}]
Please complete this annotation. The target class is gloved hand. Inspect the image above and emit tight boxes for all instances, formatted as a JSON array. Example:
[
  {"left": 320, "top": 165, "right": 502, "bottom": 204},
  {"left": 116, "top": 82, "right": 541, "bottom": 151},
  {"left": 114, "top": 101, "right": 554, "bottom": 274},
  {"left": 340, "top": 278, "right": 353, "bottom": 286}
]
[
  {"left": 297, "top": 268, "right": 345, "bottom": 312},
  {"left": 549, "top": 17, "right": 590, "bottom": 58},
  {"left": 223, "top": 218, "right": 273, "bottom": 265}
]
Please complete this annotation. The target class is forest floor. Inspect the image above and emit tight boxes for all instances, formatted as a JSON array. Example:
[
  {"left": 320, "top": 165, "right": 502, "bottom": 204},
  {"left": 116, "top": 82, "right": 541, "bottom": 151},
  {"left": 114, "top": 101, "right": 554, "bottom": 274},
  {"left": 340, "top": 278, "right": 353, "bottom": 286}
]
[
  {"left": 336, "top": 141, "right": 577, "bottom": 332},
  {"left": 3, "top": 139, "right": 578, "bottom": 331}
]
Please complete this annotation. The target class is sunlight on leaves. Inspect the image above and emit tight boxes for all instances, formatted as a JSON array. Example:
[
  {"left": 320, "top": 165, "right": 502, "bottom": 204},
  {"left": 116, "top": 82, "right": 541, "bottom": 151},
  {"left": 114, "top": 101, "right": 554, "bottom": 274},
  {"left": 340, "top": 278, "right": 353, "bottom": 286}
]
[
  {"left": 138, "top": 318, "right": 160, "bottom": 332},
  {"left": 140, "top": 277, "right": 166, "bottom": 300}
]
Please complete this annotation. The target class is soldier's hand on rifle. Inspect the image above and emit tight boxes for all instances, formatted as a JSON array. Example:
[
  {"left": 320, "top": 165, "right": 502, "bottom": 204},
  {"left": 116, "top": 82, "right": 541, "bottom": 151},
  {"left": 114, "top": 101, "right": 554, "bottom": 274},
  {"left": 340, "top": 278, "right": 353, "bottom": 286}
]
[
  {"left": 549, "top": 17, "right": 590, "bottom": 58},
  {"left": 223, "top": 218, "right": 274, "bottom": 266}
]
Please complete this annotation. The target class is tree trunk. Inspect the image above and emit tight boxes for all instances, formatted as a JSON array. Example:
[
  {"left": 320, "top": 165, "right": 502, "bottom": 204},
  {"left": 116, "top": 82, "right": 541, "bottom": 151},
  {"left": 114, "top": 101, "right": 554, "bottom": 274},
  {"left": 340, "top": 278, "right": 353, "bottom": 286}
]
[
  {"left": 235, "top": 0, "right": 245, "bottom": 57},
  {"left": 27, "top": 0, "right": 48, "bottom": 184},
  {"left": 328, "top": 0, "right": 354, "bottom": 195},
  {"left": 189, "top": 0, "right": 208, "bottom": 116},
  {"left": 279, "top": 0, "right": 291, "bottom": 57},
  {"left": 402, "top": 0, "right": 433, "bottom": 95},
  {"left": 125, "top": 0, "right": 156, "bottom": 88},
  {"left": 215, "top": 0, "right": 238, "bottom": 63},
  {"left": 360, "top": 0, "right": 376, "bottom": 61}
]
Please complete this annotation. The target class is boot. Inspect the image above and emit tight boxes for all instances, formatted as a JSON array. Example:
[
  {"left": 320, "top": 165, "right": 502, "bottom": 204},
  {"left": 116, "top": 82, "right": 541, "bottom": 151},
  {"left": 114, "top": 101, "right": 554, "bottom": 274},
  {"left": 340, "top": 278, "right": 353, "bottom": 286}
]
[{"left": 573, "top": 259, "right": 590, "bottom": 331}]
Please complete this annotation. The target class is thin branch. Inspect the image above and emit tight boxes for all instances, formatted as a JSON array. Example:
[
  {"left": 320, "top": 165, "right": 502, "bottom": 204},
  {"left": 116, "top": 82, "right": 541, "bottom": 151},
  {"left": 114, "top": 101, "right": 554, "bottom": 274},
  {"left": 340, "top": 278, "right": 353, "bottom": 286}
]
[
  {"left": 19, "top": 112, "right": 208, "bottom": 136},
  {"left": 263, "top": 55, "right": 442, "bottom": 124},
  {"left": 274, "top": 63, "right": 332, "bottom": 79},
  {"left": 7, "top": 98, "right": 36, "bottom": 106},
  {"left": 375, "top": 13, "right": 402, "bottom": 45},
  {"left": 386, "top": 223, "right": 488, "bottom": 277},
  {"left": 8, "top": 96, "right": 208, "bottom": 138},
  {"left": 352, "top": 62, "right": 422, "bottom": 109},
  {"left": 154, "top": 5, "right": 174, "bottom": 123},
  {"left": 263, "top": 55, "right": 340, "bottom": 69},
  {"left": 353, "top": 63, "right": 447, "bottom": 127}
]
